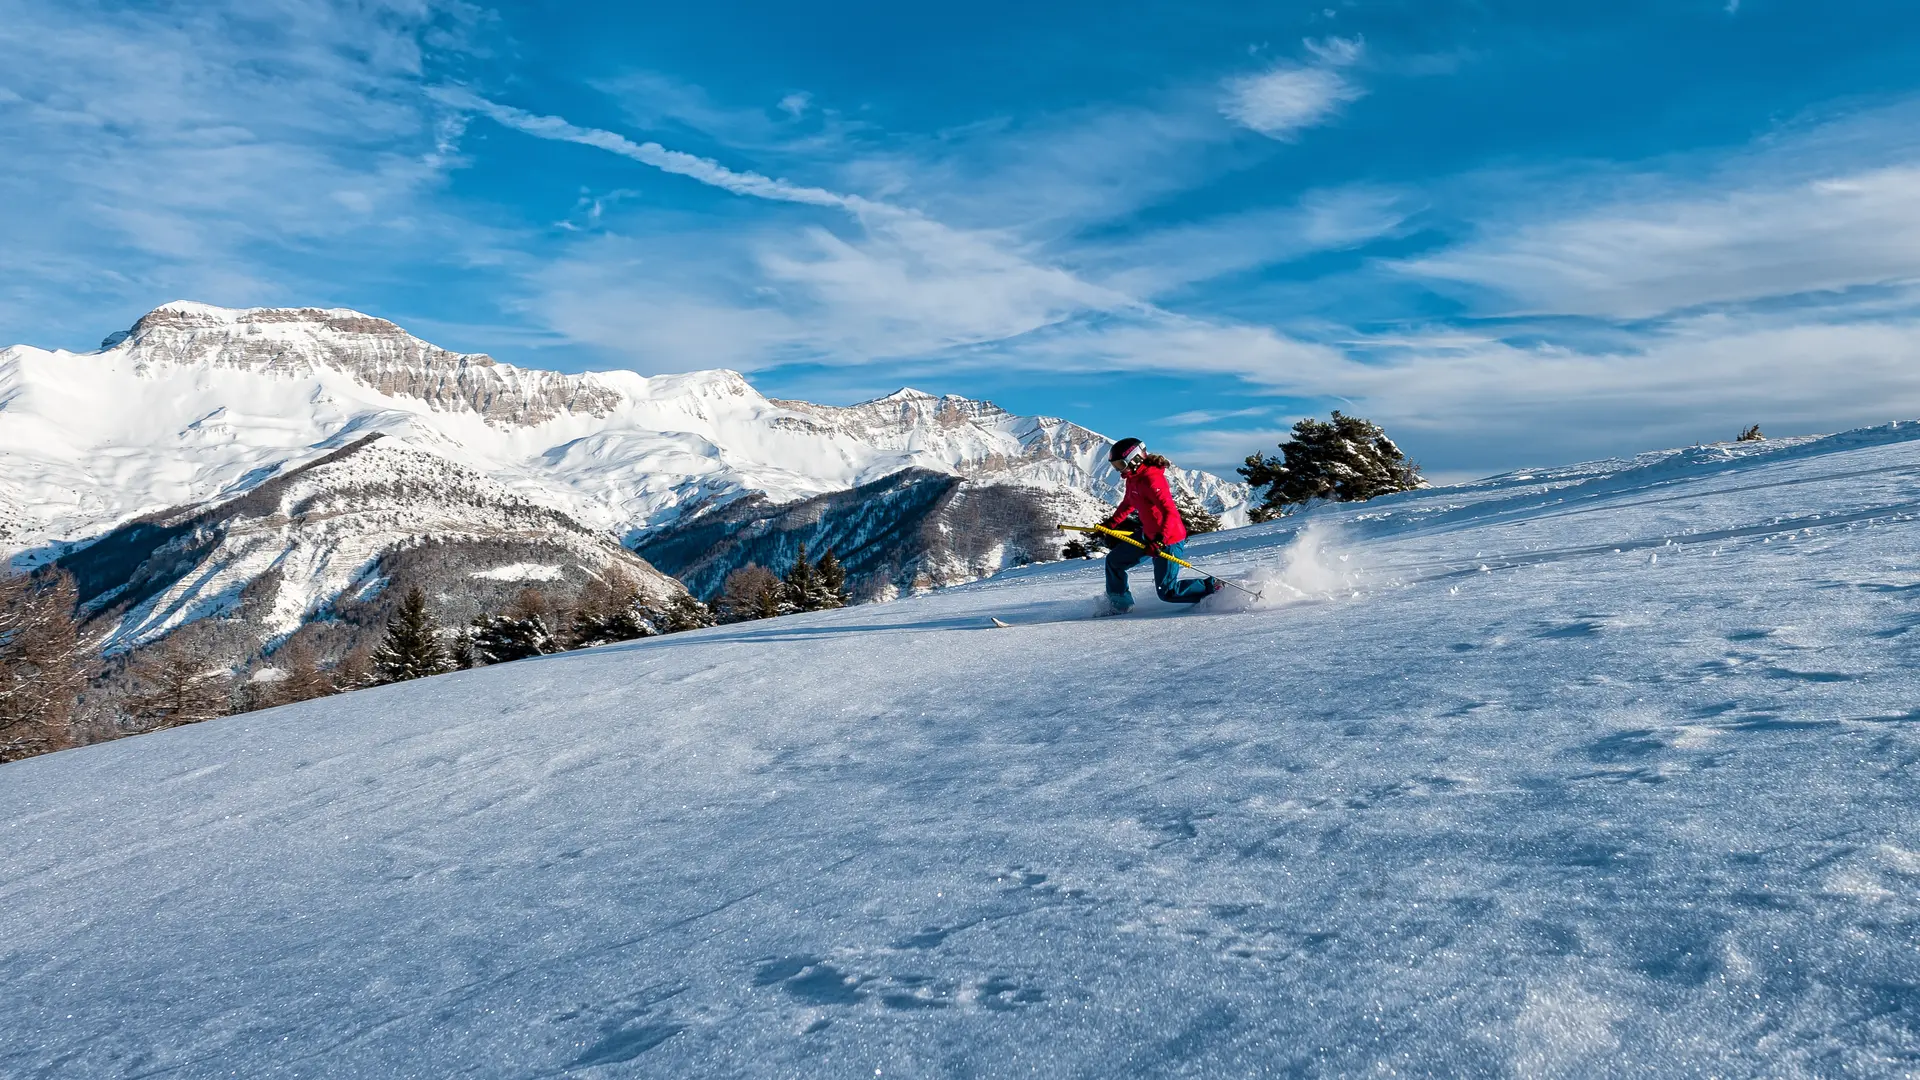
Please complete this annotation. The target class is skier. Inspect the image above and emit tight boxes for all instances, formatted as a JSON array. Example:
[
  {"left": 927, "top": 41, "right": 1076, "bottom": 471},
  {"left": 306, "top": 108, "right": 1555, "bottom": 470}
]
[{"left": 1098, "top": 438, "right": 1222, "bottom": 614}]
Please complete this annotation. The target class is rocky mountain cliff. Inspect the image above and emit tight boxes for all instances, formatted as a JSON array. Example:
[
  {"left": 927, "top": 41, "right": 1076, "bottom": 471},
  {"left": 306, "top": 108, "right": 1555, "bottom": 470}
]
[{"left": 110, "top": 302, "right": 625, "bottom": 425}]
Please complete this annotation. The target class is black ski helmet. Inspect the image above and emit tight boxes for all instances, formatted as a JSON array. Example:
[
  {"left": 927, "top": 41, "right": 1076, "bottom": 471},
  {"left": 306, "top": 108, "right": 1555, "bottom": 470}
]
[{"left": 1109, "top": 437, "right": 1146, "bottom": 471}]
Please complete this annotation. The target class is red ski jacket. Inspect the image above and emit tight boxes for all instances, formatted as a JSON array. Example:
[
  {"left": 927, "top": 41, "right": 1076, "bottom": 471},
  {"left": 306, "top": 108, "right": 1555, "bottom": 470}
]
[{"left": 1105, "top": 464, "right": 1187, "bottom": 547}]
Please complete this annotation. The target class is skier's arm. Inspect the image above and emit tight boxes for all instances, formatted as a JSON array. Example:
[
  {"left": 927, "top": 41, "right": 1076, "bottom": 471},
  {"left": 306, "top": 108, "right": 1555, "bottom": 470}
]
[{"left": 1141, "top": 469, "right": 1179, "bottom": 544}]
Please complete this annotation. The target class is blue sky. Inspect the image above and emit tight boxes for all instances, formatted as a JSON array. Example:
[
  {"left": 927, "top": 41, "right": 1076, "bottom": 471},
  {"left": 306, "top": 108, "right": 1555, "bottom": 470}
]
[{"left": 6, "top": 1, "right": 1920, "bottom": 480}]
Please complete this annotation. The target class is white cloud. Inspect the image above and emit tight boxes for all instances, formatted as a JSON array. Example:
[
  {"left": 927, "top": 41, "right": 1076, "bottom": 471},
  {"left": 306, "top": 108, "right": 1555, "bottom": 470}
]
[
  {"left": 1084, "top": 186, "right": 1411, "bottom": 296},
  {"left": 834, "top": 97, "right": 1240, "bottom": 239},
  {"left": 1369, "top": 318, "right": 1916, "bottom": 437},
  {"left": 1303, "top": 36, "right": 1365, "bottom": 66},
  {"left": 588, "top": 71, "right": 857, "bottom": 156},
  {"left": 756, "top": 211, "right": 1133, "bottom": 355},
  {"left": 1161, "top": 407, "right": 1273, "bottom": 426},
  {"left": 594, "top": 70, "right": 772, "bottom": 137},
  {"left": 524, "top": 209, "right": 1142, "bottom": 372},
  {"left": 984, "top": 315, "right": 1353, "bottom": 384},
  {"left": 1402, "top": 164, "right": 1920, "bottom": 319},
  {"left": 1221, "top": 39, "right": 1367, "bottom": 140},
  {"left": 530, "top": 256, "right": 801, "bottom": 370},
  {"left": 443, "top": 92, "right": 856, "bottom": 209},
  {"left": 450, "top": 82, "right": 1392, "bottom": 380},
  {"left": 1162, "top": 426, "right": 1303, "bottom": 473},
  {"left": 1222, "top": 67, "right": 1364, "bottom": 139}
]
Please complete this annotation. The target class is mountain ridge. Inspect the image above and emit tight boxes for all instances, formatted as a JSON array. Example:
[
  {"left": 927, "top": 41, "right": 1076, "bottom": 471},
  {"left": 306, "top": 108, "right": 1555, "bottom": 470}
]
[
  {"left": 0, "top": 301, "right": 1246, "bottom": 666},
  {"left": 2, "top": 301, "right": 1245, "bottom": 561}
]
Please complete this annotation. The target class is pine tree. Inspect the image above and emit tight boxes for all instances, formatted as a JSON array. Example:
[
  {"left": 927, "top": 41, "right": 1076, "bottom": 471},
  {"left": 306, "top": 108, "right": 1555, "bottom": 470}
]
[
  {"left": 0, "top": 570, "right": 90, "bottom": 761},
  {"left": 754, "top": 579, "right": 787, "bottom": 620},
  {"left": 1738, "top": 424, "right": 1765, "bottom": 442},
  {"left": 1061, "top": 538, "right": 1094, "bottom": 560},
  {"left": 569, "top": 603, "right": 655, "bottom": 649},
  {"left": 810, "top": 549, "right": 849, "bottom": 609},
  {"left": 368, "top": 586, "right": 452, "bottom": 684},
  {"left": 647, "top": 593, "right": 715, "bottom": 633},
  {"left": 450, "top": 626, "right": 477, "bottom": 670},
  {"left": 783, "top": 543, "right": 817, "bottom": 610},
  {"left": 569, "top": 569, "right": 657, "bottom": 648},
  {"left": 467, "top": 613, "right": 559, "bottom": 665},
  {"left": 125, "top": 635, "right": 231, "bottom": 731},
  {"left": 1239, "top": 411, "right": 1423, "bottom": 520}
]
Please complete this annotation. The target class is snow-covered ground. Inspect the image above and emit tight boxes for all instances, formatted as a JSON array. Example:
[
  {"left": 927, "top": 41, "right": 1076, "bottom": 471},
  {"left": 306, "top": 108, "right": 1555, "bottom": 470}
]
[{"left": 6, "top": 425, "right": 1920, "bottom": 1077}]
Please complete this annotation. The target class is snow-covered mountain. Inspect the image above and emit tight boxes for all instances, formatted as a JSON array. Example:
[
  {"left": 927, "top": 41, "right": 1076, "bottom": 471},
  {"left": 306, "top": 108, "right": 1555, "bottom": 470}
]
[
  {"left": 62, "top": 433, "right": 684, "bottom": 655},
  {"left": 0, "top": 302, "right": 1245, "bottom": 644},
  {"left": 6, "top": 422, "right": 1920, "bottom": 1075}
]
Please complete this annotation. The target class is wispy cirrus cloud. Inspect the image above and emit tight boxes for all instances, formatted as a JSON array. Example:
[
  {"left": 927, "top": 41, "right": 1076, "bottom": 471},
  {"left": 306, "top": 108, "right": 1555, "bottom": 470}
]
[
  {"left": 1080, "top": 186, "right": 1413, "bottom": 297},
  {"left": 0, "top": 0, "right": 486, "bottom": 340},
  {"left": 1220, "top": 37, "right": 1367, "bottom": 140},
  {"left": 527, "top": 214, "right": 1135, "bottom": 369},
  {"left": 1401, "top": 163, "right": 1920, "bottom": 319},
  {"left": 452, "top": 99, "right": 1160, "bottom": 366},
  {"left": 440, "top": 91, "right": 856, "bottom": 209},
  {"left": 1394, "top": 99, "right": 1920, "bottom": 321},
  {"left": 588, "top": 71, "right": 862, "bottom": 157},
  {"left": 1161, "top": 407, "right": 1274, "bottom": 426},
  {"left": 1331, "top": 315, "right": 1920, "bottom": 463},
  {"left": 832, "top": 97, "right": 1247, "bottom": 241}
]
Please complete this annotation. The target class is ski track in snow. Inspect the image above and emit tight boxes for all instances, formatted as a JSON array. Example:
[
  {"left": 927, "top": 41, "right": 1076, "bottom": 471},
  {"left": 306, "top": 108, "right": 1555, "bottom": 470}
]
[{"left": 6, "top": 426, "right": 1920, "bottom": 1077}]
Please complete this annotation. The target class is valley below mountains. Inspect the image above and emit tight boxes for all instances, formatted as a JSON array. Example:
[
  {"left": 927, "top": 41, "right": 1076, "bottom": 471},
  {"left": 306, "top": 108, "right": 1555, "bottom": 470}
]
[{"left": 0, "top": 301, "right": 1246, "bottom": 679}]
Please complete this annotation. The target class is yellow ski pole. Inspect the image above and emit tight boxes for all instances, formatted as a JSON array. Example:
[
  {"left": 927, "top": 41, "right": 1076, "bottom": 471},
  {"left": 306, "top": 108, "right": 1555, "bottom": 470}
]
[
  {"left": 1056, "top": 524, "right": 1265, "bottom": 600},
  {"left": 1058, "top": 523, "right": 1196, "bottom": 569}
]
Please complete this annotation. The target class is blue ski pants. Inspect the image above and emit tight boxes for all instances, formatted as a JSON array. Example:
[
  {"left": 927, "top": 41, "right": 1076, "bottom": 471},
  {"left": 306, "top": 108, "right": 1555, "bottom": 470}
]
[{"left": 1105, "top": 539, "right": 1209, "bottom": 613}]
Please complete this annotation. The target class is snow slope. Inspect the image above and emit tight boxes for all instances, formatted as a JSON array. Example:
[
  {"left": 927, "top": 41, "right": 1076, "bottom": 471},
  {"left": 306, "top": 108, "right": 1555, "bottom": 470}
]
[{"left": 6, "top": 424, "right": 1920, "bottom": 1077}]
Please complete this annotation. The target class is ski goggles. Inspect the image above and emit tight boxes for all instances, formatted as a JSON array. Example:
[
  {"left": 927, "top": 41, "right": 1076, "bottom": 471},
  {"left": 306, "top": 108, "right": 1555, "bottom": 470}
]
[{"left": 1110, "top": 443, "right": 1147, "bottom": 472}]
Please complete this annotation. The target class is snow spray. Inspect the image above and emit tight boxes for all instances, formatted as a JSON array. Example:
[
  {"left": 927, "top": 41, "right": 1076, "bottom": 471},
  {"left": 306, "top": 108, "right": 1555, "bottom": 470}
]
[{"left": 1216, "top": 523, "right": 1362, "bottom": 612}]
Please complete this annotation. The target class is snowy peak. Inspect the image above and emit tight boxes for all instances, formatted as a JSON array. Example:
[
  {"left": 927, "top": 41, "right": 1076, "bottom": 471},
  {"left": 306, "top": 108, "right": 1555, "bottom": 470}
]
[
  {"left": 104, "top": 302, "right": 624, "bottom": 427},
  {"left": 624, "top": 368, "right": 775, "bottom": 426},
  {"left": 770, "top": 389, "right": 1046, "bottom": 466}
]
